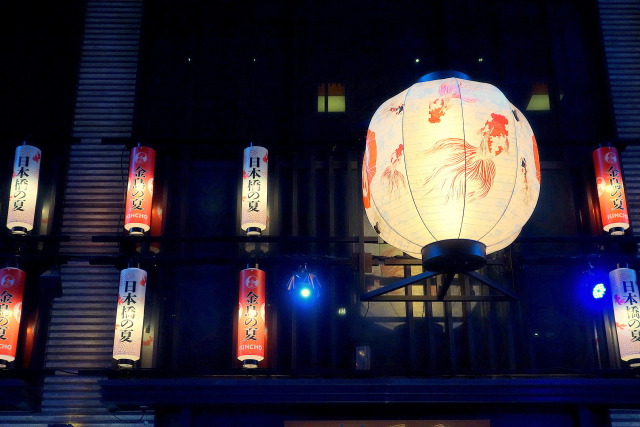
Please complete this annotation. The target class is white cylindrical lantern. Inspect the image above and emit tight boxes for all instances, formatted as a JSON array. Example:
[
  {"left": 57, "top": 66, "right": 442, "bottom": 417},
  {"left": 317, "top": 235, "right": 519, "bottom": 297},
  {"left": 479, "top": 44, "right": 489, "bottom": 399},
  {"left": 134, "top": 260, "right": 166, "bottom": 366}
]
[
  {"left": 609, "top": 267, "right": 640, "bottom": 366},
  {"left": 124, "top": 146, "right": 156, "bottom": 236},
  {"left": 7, "top": 144, "right": 41, "bottom": 235},
  {"left": 0, "top": 267, "right": 26, "bottom": 368},
  {"left": 364, "top": 74, "right": 540, "bottom": 269},
  {"left": 237, "top": 268, "right": 266, "bottom": 368},
  {"left": 241, "top": 145, "right": 269, "bottom": 236},
  {"left": 113, "top": 267, "right": 147, "bottom": 368},
  {"left": 593, "top": 146, "right": 629, "bottom": 236}
]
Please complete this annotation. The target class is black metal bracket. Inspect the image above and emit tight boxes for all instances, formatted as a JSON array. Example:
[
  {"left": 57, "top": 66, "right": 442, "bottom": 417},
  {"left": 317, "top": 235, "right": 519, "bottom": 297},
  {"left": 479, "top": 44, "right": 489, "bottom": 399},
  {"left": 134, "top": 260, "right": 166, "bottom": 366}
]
[{"left": 360, "top": 270, "right": 518, "bottom": 302}]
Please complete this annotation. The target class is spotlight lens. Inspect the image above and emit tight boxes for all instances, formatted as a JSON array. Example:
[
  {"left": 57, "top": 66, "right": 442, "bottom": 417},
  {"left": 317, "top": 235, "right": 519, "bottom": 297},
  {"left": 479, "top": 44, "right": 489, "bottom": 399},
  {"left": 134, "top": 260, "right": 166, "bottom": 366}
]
[
  {"left": 592, "top": 283, "right": 606, "bottom": 299},
  {"left": 300, "top": 288, "right": 311, "bottom": 298}
]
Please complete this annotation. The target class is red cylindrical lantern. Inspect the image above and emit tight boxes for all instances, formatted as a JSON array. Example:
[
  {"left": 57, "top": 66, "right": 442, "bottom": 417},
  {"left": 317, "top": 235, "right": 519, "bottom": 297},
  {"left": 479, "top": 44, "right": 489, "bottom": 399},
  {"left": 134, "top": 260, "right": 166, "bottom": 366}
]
[
  {"left": 593, "top": 146, "right": 629, "bottom": 235},
  {"left": 124, "top": 146, "right": 156, "bottom": 236},
  {"left": 0, "top": 267, "right": 26, "bottom": 367},
  {"left": 237, "top": 268, "right": 266, "bottom": 368}
]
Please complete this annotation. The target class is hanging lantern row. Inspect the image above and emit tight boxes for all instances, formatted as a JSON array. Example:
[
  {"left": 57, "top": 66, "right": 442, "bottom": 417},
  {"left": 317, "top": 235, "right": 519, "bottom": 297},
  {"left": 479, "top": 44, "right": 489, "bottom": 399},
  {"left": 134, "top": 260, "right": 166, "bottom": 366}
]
[
  {"left": 112, "top": 267, "right": 148, "bottom": 368},
  {"left": 236, "top": 267, "right": 267, "bottom": 368},
  {"left": 0, "top": 267, "right": 25, "bottom": 368},
  {"left": 593, "top": 146, "right": 629, "bottom": 236}
]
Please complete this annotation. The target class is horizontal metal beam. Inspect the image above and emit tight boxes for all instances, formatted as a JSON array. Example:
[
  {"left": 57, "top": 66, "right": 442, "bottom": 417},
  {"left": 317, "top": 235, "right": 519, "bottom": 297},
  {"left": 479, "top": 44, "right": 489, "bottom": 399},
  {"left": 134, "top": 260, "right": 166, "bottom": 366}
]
[
  {"left": 367, "top": 295, "right": 513, "bottom": 302},
  {"left": 360, "top": 270, "right": 439, "bottom": 301}
]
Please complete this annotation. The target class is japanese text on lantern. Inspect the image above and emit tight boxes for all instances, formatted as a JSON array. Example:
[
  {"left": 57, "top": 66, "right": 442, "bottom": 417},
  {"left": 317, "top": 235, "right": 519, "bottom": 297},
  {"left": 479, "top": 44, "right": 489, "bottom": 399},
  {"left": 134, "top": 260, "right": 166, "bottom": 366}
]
[
  {"left": 118, "top": 279, "right": 138, "bottom": 344},
  {"left": 12, "top": 155, "right": 30, "bottom": 213},
  {"left": 243, "top": 290, "right": 259, "bottom": 342},
  {"left": 247, "top": 157, "right": 262, "bottom": 213},
  {"left": 241, "top": 146, "right": 268, "bottom": 234},
  {"left": 610, "top": 268, "right": 640, "bottom": 363},
  {"left": 607, "top": 165, "right": 624, "bottom": 212},
  {"left": 0, "top": 290, "right": 11, "bottom": 342}
]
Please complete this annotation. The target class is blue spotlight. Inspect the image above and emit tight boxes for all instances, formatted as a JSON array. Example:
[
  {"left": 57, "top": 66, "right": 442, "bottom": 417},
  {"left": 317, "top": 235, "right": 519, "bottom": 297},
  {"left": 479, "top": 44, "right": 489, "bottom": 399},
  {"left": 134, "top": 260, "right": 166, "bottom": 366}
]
[
  {"left": 592, "top": 283, "right": 606, "bottom": 299},
  {"left": 300, "top": 287, "right": 312, "bottom": 298},
  {"left": 580, "top": 264, "right": 608, "bottom": 310}
]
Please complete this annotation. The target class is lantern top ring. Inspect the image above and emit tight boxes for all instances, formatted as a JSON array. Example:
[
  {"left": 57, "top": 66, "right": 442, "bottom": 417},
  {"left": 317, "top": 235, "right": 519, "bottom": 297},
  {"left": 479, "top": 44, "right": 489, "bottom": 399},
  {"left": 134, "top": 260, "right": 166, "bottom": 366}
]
[
  {"left": 421, "top": 239, "right": 487, "bottom": 272},
  {"left": 418, "top": 70, "right": 470, "bottom": 82}
]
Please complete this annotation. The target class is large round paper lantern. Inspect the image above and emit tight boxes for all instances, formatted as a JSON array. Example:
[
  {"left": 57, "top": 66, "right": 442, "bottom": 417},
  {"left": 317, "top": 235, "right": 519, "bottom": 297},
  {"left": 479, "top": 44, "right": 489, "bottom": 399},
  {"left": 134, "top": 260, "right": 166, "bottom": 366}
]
[
  {"left": 0, "top": 267, "right": 26, "bottom": 367},
  {"left": 363, "top": 73, "right": 540, "bottom": 270},
  {"left": 7, "top": 144, "right": 41, "bottom": 235},
  {"left": 124, "top": 146, "right": 156, "bottom": 236}
]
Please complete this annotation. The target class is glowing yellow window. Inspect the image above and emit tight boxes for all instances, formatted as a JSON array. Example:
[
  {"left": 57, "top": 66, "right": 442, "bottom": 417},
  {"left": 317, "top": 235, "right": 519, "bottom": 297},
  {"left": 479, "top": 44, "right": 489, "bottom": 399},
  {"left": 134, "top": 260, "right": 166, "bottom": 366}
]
[{"left": 317, "top": 83, "right": 346, "bottom": 113}]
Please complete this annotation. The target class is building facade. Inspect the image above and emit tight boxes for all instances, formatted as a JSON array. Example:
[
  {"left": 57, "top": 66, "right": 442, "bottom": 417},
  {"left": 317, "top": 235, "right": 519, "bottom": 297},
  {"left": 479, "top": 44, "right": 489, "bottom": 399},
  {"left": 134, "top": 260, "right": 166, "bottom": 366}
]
[{"left": 1, "top": 0, "right": 640, "bottom": 426}]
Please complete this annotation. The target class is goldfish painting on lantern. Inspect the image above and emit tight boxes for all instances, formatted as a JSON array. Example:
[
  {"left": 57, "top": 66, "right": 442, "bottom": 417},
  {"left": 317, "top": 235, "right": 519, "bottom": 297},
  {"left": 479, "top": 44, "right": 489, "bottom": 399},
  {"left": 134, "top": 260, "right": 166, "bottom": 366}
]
[
  {"left": 423, "top": 113, "right": 510, "bottom": 203},
  {"left": 428, "top": 80, "right": 477, "bottom": 123}
]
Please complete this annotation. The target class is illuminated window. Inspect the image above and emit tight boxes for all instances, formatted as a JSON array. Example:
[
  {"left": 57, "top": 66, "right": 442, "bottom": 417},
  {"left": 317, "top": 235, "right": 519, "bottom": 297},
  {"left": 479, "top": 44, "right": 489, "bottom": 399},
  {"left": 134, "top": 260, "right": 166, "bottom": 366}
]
[
  {"left": 317, "top": 83, "right": 345, "bottom": 113},
  {"left": 526, "top": 83, "right": 551, "bottom": 111}
]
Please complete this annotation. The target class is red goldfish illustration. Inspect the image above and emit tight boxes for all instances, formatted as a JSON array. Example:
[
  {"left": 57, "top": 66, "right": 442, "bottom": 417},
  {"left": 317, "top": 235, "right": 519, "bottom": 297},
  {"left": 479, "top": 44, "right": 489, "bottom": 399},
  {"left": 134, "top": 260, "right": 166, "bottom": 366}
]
[
  {"left": 362, "top": 130, "right": 377, "bottom": 208},
  {"left": 423, "top": 113, "right": 509, "bottom": 202},
  {"left": 389, "top": 103, "right": 404, "bottom": 115},
  {"left": 381, "top": 144, "right": 406, "bottom": 195},
  {"left": 428, "top": 81, "right": 477, "bottom": 123}
]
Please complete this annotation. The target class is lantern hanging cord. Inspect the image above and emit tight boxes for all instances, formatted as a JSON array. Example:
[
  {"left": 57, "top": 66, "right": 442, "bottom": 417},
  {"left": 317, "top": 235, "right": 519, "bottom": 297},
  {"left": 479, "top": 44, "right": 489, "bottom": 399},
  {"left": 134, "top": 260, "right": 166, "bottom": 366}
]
[{"left": 253, "top": 240, "right": 259, "bottom": 268}]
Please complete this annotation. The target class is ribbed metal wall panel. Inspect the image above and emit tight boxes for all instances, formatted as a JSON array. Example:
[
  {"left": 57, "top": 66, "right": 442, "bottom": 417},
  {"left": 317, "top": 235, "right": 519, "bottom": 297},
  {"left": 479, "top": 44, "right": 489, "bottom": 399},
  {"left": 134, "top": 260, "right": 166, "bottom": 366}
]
[
  {"left": 72, "top": 0, "right": 141, "bottom": 140},
  {"left": 0, "top": 1, "right": 153, "bottom": 425},
  {"left": 622, "top": 145, "right": 640, "bottom": 231},
  {"left": 611, "top": 408, "right": 640, "bottom": 426},
  {"left": 598, "top": 0, "right": 640, "bottom": 140}
]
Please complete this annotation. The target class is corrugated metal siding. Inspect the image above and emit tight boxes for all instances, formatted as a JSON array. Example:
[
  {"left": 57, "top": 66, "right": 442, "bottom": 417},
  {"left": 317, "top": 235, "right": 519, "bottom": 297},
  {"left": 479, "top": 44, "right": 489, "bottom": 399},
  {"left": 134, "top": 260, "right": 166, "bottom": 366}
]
[
  {"left": 622, "top": 145, "right": 640, "bottom": 231},
  {"left": 598, "top": 0, "right": 640, "bottom": 140},
  {"left": 72, "top": 1, "right": 141, "bottom": 139},
  {"left": 611, "top": 408, "right": 640, "bottom": 426},
  {"left": 0, "top": 1, "right": 153, "bottom": 425}
]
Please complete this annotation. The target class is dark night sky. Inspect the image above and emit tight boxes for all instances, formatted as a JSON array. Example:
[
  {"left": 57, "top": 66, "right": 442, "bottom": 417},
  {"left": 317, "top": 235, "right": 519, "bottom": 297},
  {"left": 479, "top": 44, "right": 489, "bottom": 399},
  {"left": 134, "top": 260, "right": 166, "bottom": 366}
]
[
  {"left": 0, "top": 2, "right": 84, "bottom": 148},
  {"left": 0, "top": 0, "right": 613, "bottom": 157}
]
